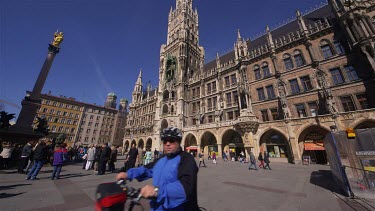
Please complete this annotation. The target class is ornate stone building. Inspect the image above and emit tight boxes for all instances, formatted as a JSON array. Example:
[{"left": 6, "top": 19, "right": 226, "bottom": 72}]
[{"left": 124, "top": 0, "right": 375, "bottom": 164}]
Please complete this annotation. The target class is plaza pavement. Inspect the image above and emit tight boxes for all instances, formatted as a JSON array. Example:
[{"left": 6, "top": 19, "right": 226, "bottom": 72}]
[{"left": 1, "top": 156, "right": 374, "bottom": 211}]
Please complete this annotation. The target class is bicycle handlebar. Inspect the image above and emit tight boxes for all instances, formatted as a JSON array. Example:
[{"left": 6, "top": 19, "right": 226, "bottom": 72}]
[{"left": 117, "top": 180, "right": 142, "bottom": 202}]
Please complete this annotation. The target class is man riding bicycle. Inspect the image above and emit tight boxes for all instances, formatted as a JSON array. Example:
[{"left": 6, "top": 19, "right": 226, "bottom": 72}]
[{"left": 116, "top": 127, "right": 199, "bottom": 211}]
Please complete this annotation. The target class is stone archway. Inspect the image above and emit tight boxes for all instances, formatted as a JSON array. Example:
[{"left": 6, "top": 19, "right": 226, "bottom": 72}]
[
  {"left": 184, "top": 133, "right": 198, "bottom": 156},
  {"left": 146, "top": 138, "right": 152, "bottom": 150},
  {"left": 298, "top": 126, "right": 329, "bottom": 164},
  {"left": 131, "top": 139, "right": 136, "bottom": 147},
  {"left": 138, "top": 139, "right": 144, "bottom": 149},
  {"left": 200, "top": 131, "right": 217, "bottom": 157},
  {"left": 222, "top": 129, "right": 244, "bottom": 159},
  {"left": 260, "top": 129, "right": 292, "bottom": 163},
  {"left": 354, "top": 120, "right": 375, "bottom": 129},
  {"left": 124, "top": 140, "right": 130, "bottom": 152}
]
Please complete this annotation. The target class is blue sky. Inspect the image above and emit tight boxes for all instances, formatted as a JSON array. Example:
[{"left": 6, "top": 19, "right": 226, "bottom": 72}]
[{"left": 0, "top": 0, "right": 326, "bottom": 119}]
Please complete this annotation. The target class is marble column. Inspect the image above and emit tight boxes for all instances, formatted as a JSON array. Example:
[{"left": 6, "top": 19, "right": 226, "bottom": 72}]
[{"left": 15, "top": 43, "right": 61, "bottom": 130}]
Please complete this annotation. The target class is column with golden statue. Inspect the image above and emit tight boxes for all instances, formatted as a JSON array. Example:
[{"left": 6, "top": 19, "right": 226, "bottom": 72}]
[{"left": 14, "top": 31, "right": 64, "bottom": 132}]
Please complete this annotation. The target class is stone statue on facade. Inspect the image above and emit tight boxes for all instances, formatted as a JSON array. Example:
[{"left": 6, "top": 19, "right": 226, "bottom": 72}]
[
  {"left": 277, "top": 78, "right": 289, "bottom": 119},
  {"left": 315, "top": 68, "right": 338, "bottom": 114}
]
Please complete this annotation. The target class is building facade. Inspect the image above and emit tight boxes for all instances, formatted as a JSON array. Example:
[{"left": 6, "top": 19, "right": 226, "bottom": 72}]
[
  {"left": 35, "top": 92, "right": 127, "bottom": 147},
  {"left": 124, "top": 0, "right": 375, "bottom": 164}
]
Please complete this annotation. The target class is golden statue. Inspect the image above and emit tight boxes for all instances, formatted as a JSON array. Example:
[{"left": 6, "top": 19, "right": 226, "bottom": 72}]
[{"left": 52, "top": 31, "right": 64, "bottom": 47}]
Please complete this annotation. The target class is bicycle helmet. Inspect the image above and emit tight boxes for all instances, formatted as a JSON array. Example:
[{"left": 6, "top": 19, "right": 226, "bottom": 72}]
[{"left": 160, "top": 127, "right": 182, "bottom": 142}]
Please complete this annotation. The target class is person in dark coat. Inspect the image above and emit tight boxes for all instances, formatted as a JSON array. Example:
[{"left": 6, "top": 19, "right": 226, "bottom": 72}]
[
  {"left": 126, "top": 143, "right": 138, "bottom": 171},
  {"left": 108, "top": 146, "right": 117, "bottom": 172},
  {"left": 27, "top": 141, "right": 48, "bottom": 180},
  {"left": 263, "top": 151, "right": 272, "bottom": 170},
  {"left": 97, "top": 144, "right": 107, "bottom": 175},
  {"left": 18, "top": 141, "right": 34, "bottom": 174},
  {"left": 248, "top": 152, "right": 258, "bottom": 170}
]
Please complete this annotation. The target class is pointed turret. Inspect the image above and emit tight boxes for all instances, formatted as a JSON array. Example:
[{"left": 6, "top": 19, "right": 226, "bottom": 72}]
[
  {"left": 237, "top": 29, "right": 242, "bottom": 41},
  {"left": 132, "top": 69, "right": 143, "bottom": 102},
  {"left": 296, "top": 10, "right": 308, "bottom": 36},
  {"left": 266, "top": 25, "right": 275, "bottom": 50},
  {"left": 234, "top": 29, "right": 248, "bottom": 60},
  {"left": 216, "top": 53, "right": 220, "bottom": 68}
]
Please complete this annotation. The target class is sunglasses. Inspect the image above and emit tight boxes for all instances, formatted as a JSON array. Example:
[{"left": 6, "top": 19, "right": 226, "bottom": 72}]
[{"left": 162, "top": 139, "right": 178, "bottom": 144}]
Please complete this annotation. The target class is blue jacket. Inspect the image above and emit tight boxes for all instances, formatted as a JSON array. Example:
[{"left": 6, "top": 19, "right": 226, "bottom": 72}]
[{"left": 127, "top": 150, "right": 199, "bottom": 211}]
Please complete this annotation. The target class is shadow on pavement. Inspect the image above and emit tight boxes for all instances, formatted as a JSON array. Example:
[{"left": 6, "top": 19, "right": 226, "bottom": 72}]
[
  {"left": 0, "top": 192, "right": 25, "bottom": 199},
  {"left": 310, "top": 170, "right": 345, "bottom": 195},
  {"left": 0, "top": 183, "right": 31, "bottom": 191},
  {"left": 58, "top": 173, "right": 91, "bottom": 179}
]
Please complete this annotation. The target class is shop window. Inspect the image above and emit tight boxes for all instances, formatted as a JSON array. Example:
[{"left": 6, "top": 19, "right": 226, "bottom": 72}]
[
  {"left": 340, "top": 96, "right": 356, "bottom": 112},
  {"left": 330, "top": 68, "right": 344, "bottom": 85}
]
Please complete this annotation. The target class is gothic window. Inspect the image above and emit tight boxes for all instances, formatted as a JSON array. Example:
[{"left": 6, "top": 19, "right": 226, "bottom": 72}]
[
  {"left": 207, "top": 83, "right": 212, "bottom": 94},
  {"left": 163, "top": 90, "right": 169, "bottom": 102},
  {"left": 266, "top": 85, "right": 276, "bottom": 99},
  {"left": 262, "top": 62, "right": 271, "bottom": 77},
  {"left": 283, "top": 54, "right": 294, "bottom": 71},
  {"left": 295, "top": 104, "right": 307, "bottom": 118},
  {"left": 51, "top": 126, "right": 56, "bottom": 132},
  {"left": 233, "top": 91, "right": 238, "bottom": 105},
  {"left": 171, "top": 91, "right": 176, "bottom": 100},
  {"left": 261, "top": 110, "right": 269, "bottom": 122},
  {"left": 230, "top": 74, "right": 237, "bottom": 85},
  {"left": 212, "top": 81, "right": 217, "bottom": 92},
  {"left": 330, "top": 68, "right": 344, "bottom": 85},
  {"left": 356, "top": 94, "right": 369, "bottom": 109},
  {"left": 257, "top": 88, "right": 266, "bottom": 101},
  {"left": 344, "top": 66, "right": 359, "bottom": 82},
  {"left": 293, "top": 50, "right": 305, "bottom": 67},
  {"left": 334, "top": 41, "right": 345, "bottom": 55},
  {"left": 300, "top": 76, "right": 313, "bottom": 91},
  {"left": 254, "top": 65, "right": 261, "bottom": 80},
  {"left": 224, "top": 76, "right": 230, "bottom": 87},
  {"left": 320, "top": 40, "right": 334, "bottom": 59},
  {"left": 307, "top": 102, "right": 318, "bottom": 117},
  {"left": 207, "top": 98, "right": 212, "bottom": 111},
  {"left": 270, "top": 108, "right": 280, "bottom": 120},
  {"left": 226, "top": 93, "right": 232, "bottom": 106},
  {"left": 289, "top": 79, "right": 300, "bottom": 94},
  {"left": 162, "top": 104, "right": 169, "bottom": 114},
  {"left": 340, "top": 96, "right": 356, "bottom": 112},
  {"left": 213, "top": 97, "right": 217, "bottom": 110}
]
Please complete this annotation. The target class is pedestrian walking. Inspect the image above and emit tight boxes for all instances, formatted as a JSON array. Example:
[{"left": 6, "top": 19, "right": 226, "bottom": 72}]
[
  {"left": 258, "top": 152, "right": 265, "bottom": 168},
  {"left": 207, "top": 151, "right": 211, "bottom": 160},
  {"left": 85, "top": 145, "right": 96, "bottom": 170},
  {"left": 126, "top": 143, "right": 138, "bottom": 171},
  {"left": 198, "top": 151, "right": 206, "bottom": 167},
  {"left": 51, "top": 143, "right": 67, "bottom": 180},
  {"left": 18, "top": 141, "right": 33, "bottom": 173},
  {"left": 145, "top": 148, "right": 152, "bottom": 165},
  {"left": 154, "top": 148, "right": 159, "bottom": 159},
  {"left": 0, "top": 142, "right": 14, "bottom": 169},
  {"left": 264, "top": 151, "right": 272, "bottom": 170},
  {"left": 108, "top": 146, "right": 117, "bottom": 173},
  {"left": 137, "top": 147, "right": 143, "bottom": 167},
  {"left": 222, "top": 151, "right": 228, "bottom": 162},
  {"left": 27, "top": 140, "right": 48, "bottom": 180},
  {"left": 212, "top": 151, "right": 217, "bottom": 164},
  {"left": 248, "top": 152, "right": 258, "bottom": 170}
]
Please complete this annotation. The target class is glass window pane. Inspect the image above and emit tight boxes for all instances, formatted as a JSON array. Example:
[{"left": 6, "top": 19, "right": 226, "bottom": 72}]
[
  {"left": 344, "top": 66, "right": 359, "bottom": 82},
  {"left": 330, "top": 68, "right": 344, "bottom": 85}
]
